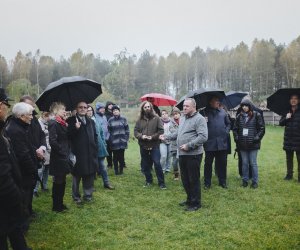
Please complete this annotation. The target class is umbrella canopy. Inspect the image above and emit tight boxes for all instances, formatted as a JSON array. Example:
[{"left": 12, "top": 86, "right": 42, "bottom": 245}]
[
  {"left": 176, "top": 87, "right": 226, "bottom": 110},
  {"left": 140, "top": 93, "right": 177, "bottom": 106},
  {"left": 267, "top": 88, "right": 300, "bottom": 116},
  {"left": 36, "top": 76, "right": 102, "bottom": 111},
  {"left": 221, "top": 91, "right": 249, "bottom": 110}
]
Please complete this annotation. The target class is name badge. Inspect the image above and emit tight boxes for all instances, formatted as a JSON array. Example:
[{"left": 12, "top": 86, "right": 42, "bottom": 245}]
[{"left": 243, "top": 128, "right": 249, "bottom": 136}]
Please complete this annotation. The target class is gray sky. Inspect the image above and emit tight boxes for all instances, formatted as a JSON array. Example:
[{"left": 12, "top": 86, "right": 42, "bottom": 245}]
[{"left": 1, "top": 0, "right": 299, "bottom": 61}]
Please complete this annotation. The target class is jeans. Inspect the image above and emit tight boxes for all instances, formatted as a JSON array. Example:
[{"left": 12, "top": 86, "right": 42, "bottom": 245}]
[
  {"left": 285, "top": 150, "right": 300, "bottom": 178},
  {"left": 179, "top": 154, "right": 203, "bottom": 207},
  {"left": 98, "top": 157, "right": 109, "bottom": 185},
  {"left": 160, "top": 143, "right": 171, "bottom": 172},
  {"left": 171, "top": 151, "right": 179, "bottom": 173},
  {"left": 72, "top": 174, "right": 95, "bottom": 200},
  {"left": 140, "top": 146, "right": 165, "bottom": 186},
  {"left": 34, "top": 164, "right": 49, "bottom": 192},
  {"left": 240, "top": 150, "right": 259, "bottom": 183}
]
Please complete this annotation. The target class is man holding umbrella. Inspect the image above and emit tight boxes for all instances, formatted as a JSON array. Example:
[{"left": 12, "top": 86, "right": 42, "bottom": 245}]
[
  {"left": 279, "top": 94, "right": 300, "bottom": 182},
  {"left": 68, "top": 101, "right": 99, "bottom": 203}
]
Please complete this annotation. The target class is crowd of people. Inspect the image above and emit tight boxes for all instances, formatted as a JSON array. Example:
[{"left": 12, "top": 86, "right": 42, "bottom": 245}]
[{"left": 1, "top": 87, "right": 299, "bottom": 249}]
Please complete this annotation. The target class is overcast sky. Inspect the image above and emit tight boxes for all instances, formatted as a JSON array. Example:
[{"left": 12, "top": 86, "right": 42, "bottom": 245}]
[{"left": 1, "top": 0, "right": 299, "bottom": 61}]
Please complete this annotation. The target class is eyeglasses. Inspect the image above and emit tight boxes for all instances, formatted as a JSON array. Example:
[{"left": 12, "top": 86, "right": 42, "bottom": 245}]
[
  {"left": 77, "top": 106, "right": 88, "bottom": 109},
  {"left": 143, "top": 105, "right": 151, "bottom": 110},
  {"left": 0, "top": 101, "right": 10, "bottom": 108}
]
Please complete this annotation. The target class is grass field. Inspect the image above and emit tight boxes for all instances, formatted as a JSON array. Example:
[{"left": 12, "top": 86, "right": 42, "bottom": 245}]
[{"left": 26, "top": 125, "right": 300, "bottom": 250}]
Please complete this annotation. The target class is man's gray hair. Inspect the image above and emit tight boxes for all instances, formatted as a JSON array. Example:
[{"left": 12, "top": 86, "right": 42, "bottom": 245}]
[
  {"left": 12, "top": 102, "right": 34, "bottom": 117},
  {"left": 184, "top": 98, "right": 196, "bottom": 107}
]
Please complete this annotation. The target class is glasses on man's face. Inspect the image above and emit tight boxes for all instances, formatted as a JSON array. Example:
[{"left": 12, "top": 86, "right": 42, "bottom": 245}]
[
  {"left": 78, "top": 106, "right": 88, "bottom": 109},
  {"left": 143, "top": 105, "right": 151, "bottom": 110}
]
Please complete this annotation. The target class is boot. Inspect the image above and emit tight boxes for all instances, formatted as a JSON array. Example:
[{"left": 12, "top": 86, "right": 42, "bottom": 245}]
[{"left": 59, "top": 182, "right": 68, "bottom": 211}]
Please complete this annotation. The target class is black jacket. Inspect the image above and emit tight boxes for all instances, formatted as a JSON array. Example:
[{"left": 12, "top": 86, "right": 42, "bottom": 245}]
[
  {"left": 233, "top": 111, "right": 265, "bottom": 151},
  {"left": 0, "top": 121, "right": 25, "bottom": 234},
  {"left": 0, "top": 121, "right": 23, "bottom": 208},
  {"left": 279, "top": 106, "right": 300, "bottom": 151},
  {"left": 48, "top": 119, "right": 71, "bottom": 176},
  {"left": 5, "top": 117, "right": 37, "bottom": 188},
  {"left": 67, "top": 115, "right": 98, "bottom": 176}
]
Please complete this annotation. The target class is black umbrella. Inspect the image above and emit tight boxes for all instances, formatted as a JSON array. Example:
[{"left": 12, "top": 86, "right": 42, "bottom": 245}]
[
  {"left": 176, "top": 87, "right": 226, "bottom": 110},
  {"left": 221, "top": 91, "right": 249, "bottom": 110},
  {"left": 267, "top": 88, "right": 300, "bottom": 116},
  {"left": 36, "top": 76, "right": 102, "bottom": 111}
]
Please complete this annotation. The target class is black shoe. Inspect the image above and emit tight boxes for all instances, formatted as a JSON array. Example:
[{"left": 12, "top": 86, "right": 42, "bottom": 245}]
[
  {"left": 242, "top": 181, "right": 248, "bottom": 187},
  {"left": 61, "top": 204, "right": 68, "bottom": 210},
  {"left": 250, "top": 182, "right": 258, "bottom": 189},
  {"left": 204, "top": 184, "right": 211, "bottom": 190},
  {"left": 185, "top": 205, "right": 201, "bottom": 212},
  {"left": 219, "top": 183, "right": 228, "bottom": 189},
  {"left": 159, "top": 184, "right": 167, "bottom": 190},
  {"left": 104, "top": 184, "right": 115, "bottom": 190},
  {"left": 284, "top": 175, "right": 293, "bottom": 180},
  {"left": 179, "top": 201, "right": 189, "bottom": 206}
]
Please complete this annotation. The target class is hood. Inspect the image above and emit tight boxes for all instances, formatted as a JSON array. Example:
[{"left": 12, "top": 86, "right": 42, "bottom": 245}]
[{"left": 240, "top": 99, "right": 253, "bottom": 111}]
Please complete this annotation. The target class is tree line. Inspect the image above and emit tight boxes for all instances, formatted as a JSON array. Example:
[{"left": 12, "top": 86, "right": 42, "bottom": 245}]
[{"left": 0, "top": 36, "right": 299, "bottom": 106}]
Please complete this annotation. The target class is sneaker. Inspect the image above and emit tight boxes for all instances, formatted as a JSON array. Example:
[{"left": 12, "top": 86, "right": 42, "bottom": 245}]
[
  {"left": 242, "top": 181, "right": 248, "bottom": 187},
  {"left": 73, "top": 197, "right": 83, "bottom": 205},
  {"left": 174, "top": 177, "right": 179, "bottom": 181},
  {"left": 185, "top": 205, "right": 201, "bottom": 212},
  {"left": 143, "top": 182, "right": 152, "bottom": 188},
  {"left": 159, "top": 184, "right": 167, "bottom": 190},
  {"left": 250, "top": 182, "right": 258, "bottom": 189},
  {"left": 84, "top": 197, "right": 93, "bottom": 202},
  {"left": 204, "top": 184, "right": 211, "bottom": 190},
  {"left": 104, "top": 184, "right": 115, "bottom": 190}
]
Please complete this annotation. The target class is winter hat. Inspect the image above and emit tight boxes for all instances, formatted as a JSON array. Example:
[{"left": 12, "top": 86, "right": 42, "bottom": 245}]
[
  {"left": 95, "top": 102, "right": 105, "bottom": 110},
  {"left": 0, "top": 88, "right": 11, "bottom": 104},
  {"left": 172, "top": 107, "right": 181, "bottom": 115},
  {"left": 111, "top": 105, "right": 120, "bottom": 112}
]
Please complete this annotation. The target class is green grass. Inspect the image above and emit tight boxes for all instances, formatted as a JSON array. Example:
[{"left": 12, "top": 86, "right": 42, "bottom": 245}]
[{"left": 27, "top": 126, "right": 300, "bottom": 250}]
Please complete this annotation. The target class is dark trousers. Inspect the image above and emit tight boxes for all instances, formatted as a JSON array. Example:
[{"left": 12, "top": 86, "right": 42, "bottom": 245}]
[
  {"left": 112, "top": 149, "right": 125, "bottom": 174},
  {"left": 238, "top": 150, "right": 252, "bottom": 178},
  {"left": 286, "top": 150, "right": 300, "bottom": 179},
  {"left": 204, "top": 150, "right": 227, "bottom": 186},
  {"left": 106, "top": 140, "right": 113, "bottom": 167},
  {"left": 140, "top": 146, "right": 165, "bottom": 186},
  {"left": 0, "top": 205, "right": 28, "bottom": 250},
  {"left": 179, "top": 154, "right": 202, "bottom": 207},
  {"left": 52, "top": 175, "right": 67, "bottom": 210}
]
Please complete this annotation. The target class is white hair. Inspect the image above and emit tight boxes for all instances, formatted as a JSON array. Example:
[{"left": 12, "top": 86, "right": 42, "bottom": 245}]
[{"left": 12, "top": 102, "right": 34, "bottom": 118}]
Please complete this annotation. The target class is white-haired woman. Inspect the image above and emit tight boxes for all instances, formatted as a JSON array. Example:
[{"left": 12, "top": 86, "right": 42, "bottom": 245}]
[
  {"left": 5, "top": 102, "right": 36, "bottom": 231},
  {"left": 48, "top": 102, "right": 71, "bottom": 212}
]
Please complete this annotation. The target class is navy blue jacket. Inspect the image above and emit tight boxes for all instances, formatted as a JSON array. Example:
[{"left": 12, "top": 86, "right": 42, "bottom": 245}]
[{"left": 201, "top": 107, "right": 231, "bottom": 152}]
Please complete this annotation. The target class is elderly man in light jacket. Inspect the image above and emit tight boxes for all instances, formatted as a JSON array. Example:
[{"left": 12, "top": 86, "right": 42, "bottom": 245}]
[{"left": 162, "top": 98, "right": 207, "bottom": 212}]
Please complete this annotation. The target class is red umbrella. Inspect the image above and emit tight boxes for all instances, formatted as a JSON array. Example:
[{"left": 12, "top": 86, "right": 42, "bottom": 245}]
[{"left": 140, "top": 93, "right": 177, "bottom": 106}]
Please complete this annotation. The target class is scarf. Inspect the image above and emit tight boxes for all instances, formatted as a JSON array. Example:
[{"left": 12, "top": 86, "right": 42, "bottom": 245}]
[{"left": 55, "top": 115, "right": 68, "bottom": 127}]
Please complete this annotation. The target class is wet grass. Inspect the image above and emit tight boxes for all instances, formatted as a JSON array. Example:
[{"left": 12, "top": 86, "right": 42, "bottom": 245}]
[{"left": 27, "top": 125, "right": 300, "bottom": 249}]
